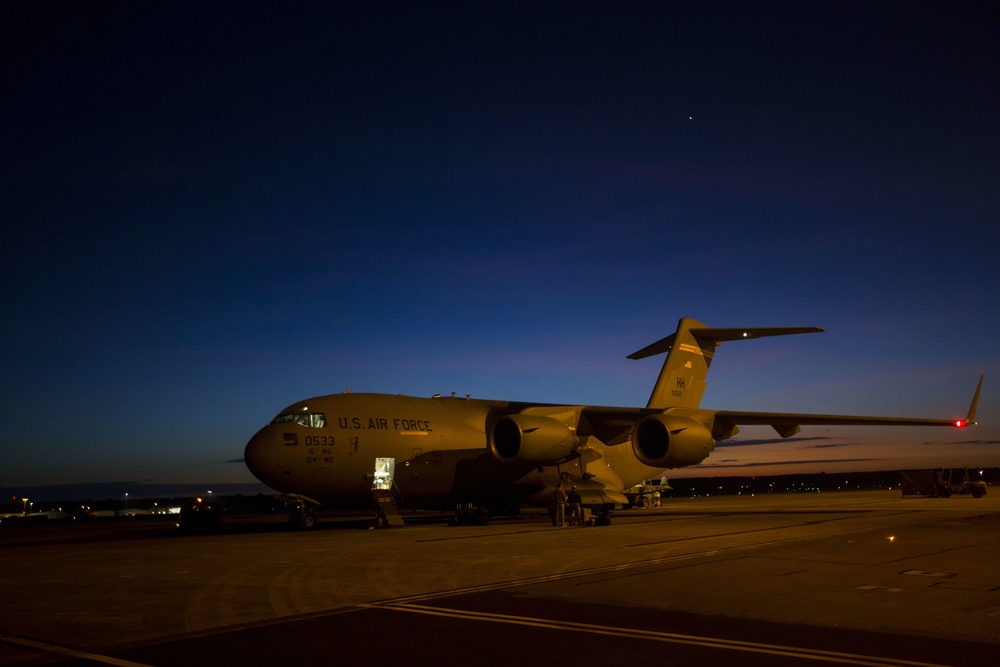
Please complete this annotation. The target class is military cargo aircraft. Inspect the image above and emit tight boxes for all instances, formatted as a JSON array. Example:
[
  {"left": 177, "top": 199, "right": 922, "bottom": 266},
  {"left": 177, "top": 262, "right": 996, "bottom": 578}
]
[{"left": 244, "top": 317, "right": 983, "bottom": 528}]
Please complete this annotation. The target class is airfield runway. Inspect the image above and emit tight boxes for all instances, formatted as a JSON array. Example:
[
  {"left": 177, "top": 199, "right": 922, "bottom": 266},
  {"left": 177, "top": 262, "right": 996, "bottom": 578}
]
[{"left": 2, "top": 490, "right": 999, "bottom": 666}]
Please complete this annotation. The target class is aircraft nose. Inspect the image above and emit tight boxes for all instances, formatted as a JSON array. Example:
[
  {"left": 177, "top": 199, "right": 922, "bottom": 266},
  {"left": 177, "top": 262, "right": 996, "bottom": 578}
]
[{"left": 244, "top": 427, "right": 279, "bottom": 485}]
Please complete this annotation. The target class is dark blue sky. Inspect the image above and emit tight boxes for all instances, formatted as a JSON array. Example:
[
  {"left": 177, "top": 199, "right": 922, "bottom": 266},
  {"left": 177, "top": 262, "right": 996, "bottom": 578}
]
[{"left": 3, "top": 1, "right": 998, "bottom": 489}]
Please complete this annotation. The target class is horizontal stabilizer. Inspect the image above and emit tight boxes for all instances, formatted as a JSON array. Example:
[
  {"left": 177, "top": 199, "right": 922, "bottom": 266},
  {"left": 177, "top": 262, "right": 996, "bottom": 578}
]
[
  {"left": 628, "top": 326, "right": 824, "bottom": 360},
  {"left": 633, "top": 319, "right": 825, "bottom": 409}
]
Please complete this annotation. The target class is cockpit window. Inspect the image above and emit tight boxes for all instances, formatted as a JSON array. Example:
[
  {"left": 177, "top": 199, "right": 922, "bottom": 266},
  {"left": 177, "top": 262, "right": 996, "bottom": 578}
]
[{"left": 272, "top": 412, "right": 327, "bottom": 428}]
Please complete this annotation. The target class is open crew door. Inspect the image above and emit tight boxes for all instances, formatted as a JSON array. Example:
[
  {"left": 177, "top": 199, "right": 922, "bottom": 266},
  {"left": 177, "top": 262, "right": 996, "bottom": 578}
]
[
  {"left": 373, "top": 457, "right": 394, "bottom": 490},
  {"left": 372, "top": 457, "right": 403, "bottom": 527}
]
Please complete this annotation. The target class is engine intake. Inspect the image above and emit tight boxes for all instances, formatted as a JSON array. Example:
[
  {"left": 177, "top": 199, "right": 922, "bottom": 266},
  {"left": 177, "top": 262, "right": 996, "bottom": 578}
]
[
  {"left": 489, "top": 414, "right": 579, "bottom": 465},
  {"left": 631, "top": 414, "right": 715, "bottom": 468}
]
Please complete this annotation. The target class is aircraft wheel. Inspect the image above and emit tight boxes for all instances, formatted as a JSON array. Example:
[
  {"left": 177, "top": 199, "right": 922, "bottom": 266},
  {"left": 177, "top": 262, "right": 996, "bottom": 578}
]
[
  {"left": 290, "top": 510, "right": 317, "bottom": 530},
  {"left": 299, "top": 511, "right": 317, "bottom": 530}
]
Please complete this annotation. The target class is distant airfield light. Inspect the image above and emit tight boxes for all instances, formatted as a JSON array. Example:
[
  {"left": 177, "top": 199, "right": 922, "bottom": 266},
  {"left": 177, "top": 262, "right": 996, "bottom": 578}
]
[{"left": 887, "top": 536, "right": 896, "bottom": 542}]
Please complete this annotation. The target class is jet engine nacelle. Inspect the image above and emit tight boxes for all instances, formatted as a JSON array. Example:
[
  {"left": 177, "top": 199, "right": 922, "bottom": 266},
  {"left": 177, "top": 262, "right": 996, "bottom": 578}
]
[
  {"left": 489, "top": 414, "right": 579, "bottom": 465},
  {"left": 631, "top": 414, "right": 715, "bottom": 468}
]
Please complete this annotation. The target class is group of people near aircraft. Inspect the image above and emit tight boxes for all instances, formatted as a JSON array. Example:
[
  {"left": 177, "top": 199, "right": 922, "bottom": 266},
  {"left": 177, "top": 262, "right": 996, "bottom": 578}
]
[{"left": 551, "top": 483, "right": 585, "bottom": 526}]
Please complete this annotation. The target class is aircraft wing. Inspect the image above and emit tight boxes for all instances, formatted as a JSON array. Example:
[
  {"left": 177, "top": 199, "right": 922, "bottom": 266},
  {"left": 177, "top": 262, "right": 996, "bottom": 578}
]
[
  {"left": 713, "top": 374, "right": 982, "bottom": 438},
  {"left": 578, "top": 406, "right": 654, "bottom": 445},
  {"left": 711, "top": 410, "right": 970, "bottom": 440},
  {"left": 579, "top": 374, "right": 982, "bottom": 443}
]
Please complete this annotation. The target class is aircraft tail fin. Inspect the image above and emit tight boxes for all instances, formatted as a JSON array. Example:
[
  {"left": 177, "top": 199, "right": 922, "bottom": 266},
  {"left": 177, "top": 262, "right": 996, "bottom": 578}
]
[{"left": 629, "top": 318, "right": 824, "bottom": 409}]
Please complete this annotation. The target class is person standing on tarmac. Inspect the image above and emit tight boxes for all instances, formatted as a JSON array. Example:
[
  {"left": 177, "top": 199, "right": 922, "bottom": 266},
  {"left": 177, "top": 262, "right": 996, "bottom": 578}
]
[
  {"left": 552, "top": 483, "right": 568, "bottom": 527},
  {"left": 567, "top": 485, "right": 583, "bottom": 526}
]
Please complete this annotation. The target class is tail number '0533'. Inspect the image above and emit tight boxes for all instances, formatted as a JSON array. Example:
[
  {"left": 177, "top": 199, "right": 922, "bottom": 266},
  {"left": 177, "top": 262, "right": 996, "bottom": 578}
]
[{"left": 305, "top": 435, "right": 334, "bottom": 447}]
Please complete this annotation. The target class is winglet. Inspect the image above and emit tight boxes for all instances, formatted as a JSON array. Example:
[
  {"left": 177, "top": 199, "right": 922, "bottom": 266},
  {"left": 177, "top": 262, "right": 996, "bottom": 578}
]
[{"left": 961, "top": 374, "right": 984, "bottom": 427}]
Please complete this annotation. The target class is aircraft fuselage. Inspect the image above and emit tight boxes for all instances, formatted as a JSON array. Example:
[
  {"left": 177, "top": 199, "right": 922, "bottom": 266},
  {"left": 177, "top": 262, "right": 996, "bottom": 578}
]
[{"left": 244, "top": 393, "right": 655, "bottom": 512}]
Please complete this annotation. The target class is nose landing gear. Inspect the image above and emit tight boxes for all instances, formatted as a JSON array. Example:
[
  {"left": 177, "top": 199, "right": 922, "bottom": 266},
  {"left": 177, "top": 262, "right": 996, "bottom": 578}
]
[
  {"left": 280, "top": 494, "right": 322, "bottom": 530},
  {"left": 290, "top": 508, "right": 317, "bottom": 530}
]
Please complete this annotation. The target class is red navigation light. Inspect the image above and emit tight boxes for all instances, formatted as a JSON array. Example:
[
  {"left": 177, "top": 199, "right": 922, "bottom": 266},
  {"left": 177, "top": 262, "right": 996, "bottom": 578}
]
[{"left": 954, "top": 420, "right": 966, "bottom": 428}]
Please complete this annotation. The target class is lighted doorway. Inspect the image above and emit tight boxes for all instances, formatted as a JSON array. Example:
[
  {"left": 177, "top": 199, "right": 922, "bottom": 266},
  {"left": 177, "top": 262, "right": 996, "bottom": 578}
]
[{"left": 373, "top": 458, "right": 395, "bottom": 490}]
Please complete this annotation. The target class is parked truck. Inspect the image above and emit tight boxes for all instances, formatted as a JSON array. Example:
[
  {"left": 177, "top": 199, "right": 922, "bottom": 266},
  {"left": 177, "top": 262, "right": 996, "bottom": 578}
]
[{"left": 900, "top": 468, "right": 987, "bottom": 498}]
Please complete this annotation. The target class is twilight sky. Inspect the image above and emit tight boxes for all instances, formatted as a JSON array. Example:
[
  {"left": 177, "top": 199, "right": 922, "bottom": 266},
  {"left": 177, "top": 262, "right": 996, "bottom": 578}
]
[{"left": 3, "top": 1, "right": 998, "bottom": 491}]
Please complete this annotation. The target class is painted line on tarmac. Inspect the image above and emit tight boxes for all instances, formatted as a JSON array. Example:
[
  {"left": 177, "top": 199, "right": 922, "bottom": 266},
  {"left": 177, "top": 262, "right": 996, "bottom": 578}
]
[
  {"left": 377, "top": 529, "right": 876, "bottom": 606},
  {"left": 367, "top": 603, "right": 950, "bottom": 667},
  {"left": 1, "top": 636, "right": 154, "bottom": 667},
  {"left": 390, "top": 512, "right": 936, "bottom": 606}
]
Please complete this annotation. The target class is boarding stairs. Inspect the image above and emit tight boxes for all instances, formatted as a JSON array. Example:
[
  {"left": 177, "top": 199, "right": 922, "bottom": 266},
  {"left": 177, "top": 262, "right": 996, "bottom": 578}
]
[{"left": 372, "top": 488, "right": 404, "bottom": 527}]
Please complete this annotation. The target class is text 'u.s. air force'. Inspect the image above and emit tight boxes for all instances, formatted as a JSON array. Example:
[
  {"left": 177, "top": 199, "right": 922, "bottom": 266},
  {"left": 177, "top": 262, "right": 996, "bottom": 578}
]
[{"left": 337, "top": 416, "right": 432, "bottom": 432}]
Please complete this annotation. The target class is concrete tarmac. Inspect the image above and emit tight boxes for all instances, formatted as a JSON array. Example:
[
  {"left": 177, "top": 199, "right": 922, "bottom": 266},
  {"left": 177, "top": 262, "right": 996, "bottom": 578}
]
[{"left": 2, "top": 489, "right": 999, "bottom": 666}]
